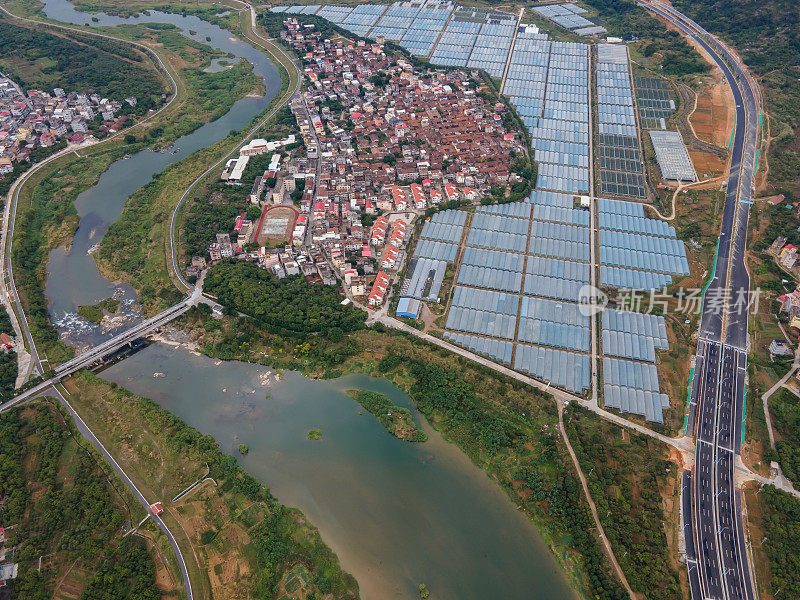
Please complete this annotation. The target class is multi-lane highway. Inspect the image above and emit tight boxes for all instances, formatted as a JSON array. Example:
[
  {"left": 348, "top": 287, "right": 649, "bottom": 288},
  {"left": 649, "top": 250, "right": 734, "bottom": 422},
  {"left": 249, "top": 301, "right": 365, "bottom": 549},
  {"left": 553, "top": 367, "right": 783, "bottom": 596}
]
[{"left": 638, "top": 2, "right": 761, "bottom": 600}]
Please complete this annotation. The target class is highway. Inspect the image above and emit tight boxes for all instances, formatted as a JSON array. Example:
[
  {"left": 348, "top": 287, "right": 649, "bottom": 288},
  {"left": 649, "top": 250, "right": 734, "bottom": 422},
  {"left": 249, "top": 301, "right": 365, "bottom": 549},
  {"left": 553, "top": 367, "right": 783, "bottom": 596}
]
[{"left": 638, "top": 2, "right": 760, "bottom": 600}]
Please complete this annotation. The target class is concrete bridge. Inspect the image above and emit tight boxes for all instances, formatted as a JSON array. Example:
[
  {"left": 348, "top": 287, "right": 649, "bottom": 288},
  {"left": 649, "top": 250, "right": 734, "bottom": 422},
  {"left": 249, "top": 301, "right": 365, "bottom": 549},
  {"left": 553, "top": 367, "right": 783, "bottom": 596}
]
[{"left": 0, "top": 294, "right": 197, "bottom": 413}]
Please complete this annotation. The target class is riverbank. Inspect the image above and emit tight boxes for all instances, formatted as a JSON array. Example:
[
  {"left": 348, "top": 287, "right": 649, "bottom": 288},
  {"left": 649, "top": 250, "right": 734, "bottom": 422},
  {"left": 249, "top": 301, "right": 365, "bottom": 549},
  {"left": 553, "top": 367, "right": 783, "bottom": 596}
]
[
  {"left": 4, "top": 0, "right": 273, "bottom": 364},
  {"left": 184, "top": 306, "right": 623, "bottom": 600},
  {"left": 61, "top": 369, "right": 360, "bottom": 600}
]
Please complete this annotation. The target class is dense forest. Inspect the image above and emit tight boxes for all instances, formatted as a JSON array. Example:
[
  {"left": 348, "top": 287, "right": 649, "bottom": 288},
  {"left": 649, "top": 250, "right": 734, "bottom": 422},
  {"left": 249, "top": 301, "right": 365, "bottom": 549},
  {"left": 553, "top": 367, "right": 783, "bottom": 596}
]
[
  {"left": 759, "top": 486, "right": 800, "bottom": 599},
  {"left": 203, "top": 260, "right": 367, "bottom": 339},
  {"left": 578, "top": 0, "right": 709, "bottom": 77},
  {"left": 567, "top": 408, "right": 681, "bottom": 600},
  {"left": 671, "top": 0, "right": 800, "bottom": 195},
  {"left": 0, "top": 18, "right": 164, "bottom": 109},
  {"left": 767, "top": 388, "right": 800, "bottom": 482},
  {"left": 0, "top": 305, "right": 17, "bottom": 399},
  {"left": 0, "top": 404, "right": 162, "bottom": 599}
]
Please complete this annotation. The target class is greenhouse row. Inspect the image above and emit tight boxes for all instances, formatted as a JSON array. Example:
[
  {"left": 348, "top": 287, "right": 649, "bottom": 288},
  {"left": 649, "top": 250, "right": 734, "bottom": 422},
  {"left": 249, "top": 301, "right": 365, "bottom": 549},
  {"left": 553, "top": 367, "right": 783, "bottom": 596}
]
[
  {"left": 532, "top": 3, "right": 593, "bottom": 30},
  {"left": 315, "top": 5, "right": 353, "bottom": 24},
  {"left": 519, "top": 296, "right": 589, "bottom": 327},
  {"left": 526, "top": 255, "right": 590, "bottom": 282},
  {"left": 602, "top": 308, "right": 669, "bottom": 347},
  {"left": 443, "top": 332, "right": 514, "bottom": 365},
  {"left": 600, "top": 153, "right": 645, "bottom": 174},
  {"left": 604, "top": 385, "right": 669, "bottom": 423},
  {"left": 271, "top": 5, "right": 321, "bottom": 14},
  {"left": 596, "top": 44, "right": 646, "bottom": 198},
  {"left": 598, "top": 197, "right": 645, "bottom": 217},
  {"left": 518, "top": 319, "right": 590, "bottom": 351},
  {"left": 523, "top": 274, "right": 584, "bottom": 302},
  {"left": 514, "top": 345, "right": 591, "bottom": 394},
  {"left": 472, "top": 212, "right": 530, "bottom": 235},
  {"left": 458, "top": 264, "right": 523, "bottom": 293},
  {"left": 634, "top": 76, "right": 676, "bottom": 129},
  {"left": 412, "top": 239, "right": 459, "bottom": 262},
  {"left": 466, "top": 19, "right": 516, "bottom": 77},
  {"left": 339, "top": 4, "right": 387, "bottom": 36},
  {"left": 603, "top": 357, "right": 661, "bottom": 392},
  {"left": 476, "top": 202, "right": 532, "bottom": 219},
  {"left": 461, "top": 246, "right": 525, "bottom": 272},
  {"left": 532, "top": 205, "right": 590, "bottom": 226},
  {"left": 445, "top": 307, "right": 518, "bottom": 340},
  {"left": 428, "top": 18, "right": 482, "bottom": 64},
  {"left": 600, "top": 265, "right": 672, "bottom": 291},
  {"left": 601, "top": 229, "right": 686, "bottom": 258},
  {"left": 599, "top": 246, "right": 690, "bottom": 275},
  {"left": 419, "top": 221, "right": 465, "bottom": 244},
  {"left": 531, "top": 220, "right": 588, "bottom": 244},
  {"left": 599, "top": 170, "right": 647, "bottom": 198},
  {"left": 400, "top": 257, "right": 447, "bottom": 301},
  {"left": 600, "top": 212, "right": 677, "bottom": 237},
  {"left": 451, "top": 286, "right": 520, "bottom": 316},
  {"left": 468, "top": 229, "right": 528, "bottom": 253},
  {"left": 529, "top": 237, "right": 590, "bottom": 262},
  {"left": 602, "top": 330, "right": 659, "bottom": 363}
]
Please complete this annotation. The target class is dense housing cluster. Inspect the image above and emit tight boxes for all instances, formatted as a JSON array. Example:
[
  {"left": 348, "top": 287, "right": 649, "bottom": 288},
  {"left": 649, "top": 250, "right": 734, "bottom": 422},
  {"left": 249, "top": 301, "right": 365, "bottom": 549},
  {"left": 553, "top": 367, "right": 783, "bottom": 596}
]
[
  {"left": 0, "top": 74, "right": 136, "bottom": 175},
  {"left": 210, "top": 5, "right": 698, "bottom": 420},
  {"left": 194, "top": 17, "right": 527, "bottom": 306}
]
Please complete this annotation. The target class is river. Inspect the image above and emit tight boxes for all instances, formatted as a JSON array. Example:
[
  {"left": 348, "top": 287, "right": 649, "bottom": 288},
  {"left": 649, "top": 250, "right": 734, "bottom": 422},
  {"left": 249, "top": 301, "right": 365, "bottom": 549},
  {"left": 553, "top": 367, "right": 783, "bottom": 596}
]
[
  {"left": 37, "top": 2, "right": 577, "bottom": 598},
  {"left": 42, "top": 0, "right": 281, "bottom": 348}
]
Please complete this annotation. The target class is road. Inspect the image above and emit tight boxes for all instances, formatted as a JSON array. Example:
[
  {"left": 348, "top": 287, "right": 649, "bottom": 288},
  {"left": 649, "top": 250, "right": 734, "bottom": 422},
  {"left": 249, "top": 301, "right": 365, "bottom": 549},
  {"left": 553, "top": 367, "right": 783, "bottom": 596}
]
[
  {"left": 53, "top": 382, "right": 194, "bottom": 600},
  {"left": 0, "top": 7, "right": 302, "bottom": 595},
  {"left": 0, "top": 4, "right": 181, "bottom": 381},
  {"left": 168, "top": 3, "right": 302, "bottom": 289},
  {"left": 0, "top": 7, "right": 211, "bottom": 599},
  {"left": 638, "top": 3, "right": 760, "bottom": 600}
]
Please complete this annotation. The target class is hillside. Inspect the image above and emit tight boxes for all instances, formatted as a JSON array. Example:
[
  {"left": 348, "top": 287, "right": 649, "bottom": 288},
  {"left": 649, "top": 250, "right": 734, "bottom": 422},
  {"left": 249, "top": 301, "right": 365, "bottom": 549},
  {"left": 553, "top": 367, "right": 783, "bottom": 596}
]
[{"left": 672, "top": 0, "right": 800, "bottom": 195}]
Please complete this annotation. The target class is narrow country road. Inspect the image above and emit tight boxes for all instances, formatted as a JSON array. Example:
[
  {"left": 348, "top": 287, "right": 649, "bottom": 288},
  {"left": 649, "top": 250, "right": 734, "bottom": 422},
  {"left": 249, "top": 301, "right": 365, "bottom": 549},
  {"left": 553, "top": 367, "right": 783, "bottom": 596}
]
[
  {"left": 760, "top": 345, "right": 800, "bottom": 450},
  {"left": 558, "top": 402, "right": 636, "bottom": 599}
]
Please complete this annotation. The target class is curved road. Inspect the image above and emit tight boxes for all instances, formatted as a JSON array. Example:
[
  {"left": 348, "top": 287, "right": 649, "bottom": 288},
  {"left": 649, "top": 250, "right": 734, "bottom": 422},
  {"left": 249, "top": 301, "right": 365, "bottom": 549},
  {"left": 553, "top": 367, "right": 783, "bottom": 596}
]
[
  {"left": 168, "top": 3, "right": 302, "bottom": 289},
  {"left": 0, "top": 4, "right": 181, "bottom": 381},
  {"left": 1, "top": 6, "right": 302, "bottom": 599}
]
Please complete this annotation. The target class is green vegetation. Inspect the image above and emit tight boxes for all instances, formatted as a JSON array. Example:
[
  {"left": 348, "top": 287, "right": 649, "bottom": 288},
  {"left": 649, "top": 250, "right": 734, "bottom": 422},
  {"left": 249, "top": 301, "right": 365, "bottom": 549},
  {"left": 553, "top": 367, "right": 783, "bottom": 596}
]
[
  {"left": 0, "top": 17, "right": 164, "bottom": 109},
  {"left": 567, "top": 406, "right": 681, "bottom": 600},
  {"left": 418, "top": 583, "right": 430, "bottom": 599},
  {"left": 671, "top": 0, "right": 800, "bottom": 194},
  {"left": 188, "top": 311, "right": 630, "bottom": 599},
  {"left": 179, "top": 185, "right": 242, "bottom": 258},
  {"left": 767, "top": 388, "right": 800, "bottom": 482},
  {"left": 347, "top": 389, "right": 427, "bottom": 442},
  {"left": 238, "top": 443, "right": 249, "bottom": 455},
  {"left": 0, "top": 305, "right": 18, "bottom": 400},
  {"left": 203, "top": 260, "right": 367, "bottom": 339},
  {"left": 0, "top": 403, "right": 162, "bottom": 599},
  {"left": 757, "top": 486, "right": 800, "bottom": 598},
  {"left": 307, "top": 429, "right": 323, "bottom": 440},
  {"left": 77, "top": 296, "right": 119, "bottom": 323},
  {"left": 67, "top": 370, "right": 359, "bottom": 599},
  {"left": 0, "top": 350, "right": 17, "bottom": 401},
  {"left": 0, "top": 140, "right": 67, "bottom": 197},
  {"left": 581, "top": 0, "right": 709, "bottom": 77}
]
